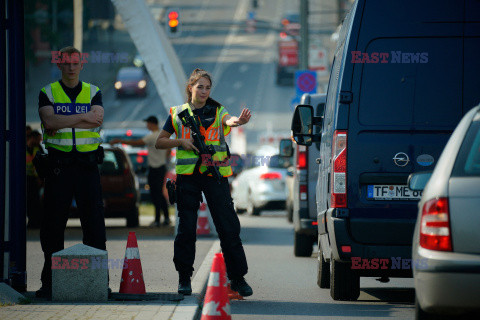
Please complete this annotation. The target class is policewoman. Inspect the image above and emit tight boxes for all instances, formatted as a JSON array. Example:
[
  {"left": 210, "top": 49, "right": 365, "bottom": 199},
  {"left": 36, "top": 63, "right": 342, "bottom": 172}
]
[
  {"left": 36, "top": 46, "right": 106, "bottom": 299},
  {"left": 155, "top": 69, "right": 253, "bottom": 296}
]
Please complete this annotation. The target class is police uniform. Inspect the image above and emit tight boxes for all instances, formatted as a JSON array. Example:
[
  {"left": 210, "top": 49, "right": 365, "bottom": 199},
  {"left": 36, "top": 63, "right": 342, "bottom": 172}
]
[
  {"left": 164, "top": 99, "right": 248, "bottom": 280},
  {"left": 38, "top": 80, "right": 106, "bottom": 290}
]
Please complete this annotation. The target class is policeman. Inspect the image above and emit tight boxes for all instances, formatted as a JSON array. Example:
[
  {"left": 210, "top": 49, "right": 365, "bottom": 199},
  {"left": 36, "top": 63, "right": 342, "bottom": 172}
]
[
  {"left": 36, "top": 46, "right": 106, "bottom": 299},
  {"left": 155, "top": 68, "right": 253, "bottom": 296}
]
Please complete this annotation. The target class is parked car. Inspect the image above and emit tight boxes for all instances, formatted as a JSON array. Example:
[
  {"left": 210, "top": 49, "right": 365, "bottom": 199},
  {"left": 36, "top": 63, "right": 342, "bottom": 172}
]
[
  {"left": 102, "top": 128, "right": 150, "bottom": 200},
  {"left": 232, "top": 146, "right": 292, "bottom": 216},
  {"left": 291, "top": 0, "right": 480, "bottom": 301},
  {"left": 114, "top": 67, "right": 147, "bottom": 98},
  {"left": 409, "top": 105, "right": 480, "bottom": 320},
  {"left": 281, "top": 93, "right": 326, "bottom": 257},
  {"left": 71, "top": 147, "right": 140, "bottom": 227}
]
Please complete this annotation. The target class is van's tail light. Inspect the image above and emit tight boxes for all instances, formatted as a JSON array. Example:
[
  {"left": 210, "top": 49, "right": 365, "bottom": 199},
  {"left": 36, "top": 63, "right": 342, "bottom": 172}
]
[
  {"left": 331, "top": 130, "right": 347, "bottom": 208},
  {"left": 420, "top": 198, "right": 452, "bottom": 251},
  {"left": 296, "top": 145, "right": 308, "bottom": 169},
  {"left": 300, "top": 184, "right": 307, "bottom": 201},
  {"left": 260, "top": 172, "right": 282, "bottom": 180},
  {"left": 297, "top": 144, "right": 308, "bottom": 201}
]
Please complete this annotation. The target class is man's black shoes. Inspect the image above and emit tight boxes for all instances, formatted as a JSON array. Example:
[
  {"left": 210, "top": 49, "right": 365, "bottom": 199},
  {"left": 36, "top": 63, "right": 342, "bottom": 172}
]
[
  {"left": 35, "top": 286, "right": 52, "bottom": 300},
  {"left": 178, "top": 275, "right": 192, "bottom": 295},
  {"left": 230, "top": 277, "right": 253, "bottom": 297}
]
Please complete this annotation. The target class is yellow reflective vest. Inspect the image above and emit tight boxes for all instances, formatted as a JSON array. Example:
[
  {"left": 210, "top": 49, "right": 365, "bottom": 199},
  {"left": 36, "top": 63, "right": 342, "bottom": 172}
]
[
  {"left": 41, "top": 81, "right": 102, "bottom": 152},
  {"left": 170, "top": 103, "right": 232, "bottom": 177}
]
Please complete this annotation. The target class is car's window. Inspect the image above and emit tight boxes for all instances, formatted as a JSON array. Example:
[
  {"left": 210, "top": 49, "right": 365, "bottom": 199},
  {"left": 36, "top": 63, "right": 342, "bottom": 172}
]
[
  {"left": 268, "top": 155, "right": 292, "bottom": 169},
  {"left": 452, "top": 117, "right": 480, "bottom": 176},
  {"left": 100, "top": 150, "right": 123, "bottom": 175},
  {"left": 129, "top": 152, "right": 148, "bottom": 173}
]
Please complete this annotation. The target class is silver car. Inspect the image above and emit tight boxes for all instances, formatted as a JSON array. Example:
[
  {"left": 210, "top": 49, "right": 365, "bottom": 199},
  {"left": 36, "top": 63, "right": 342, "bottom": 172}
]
[
  {"left": 409, "top": 105, "right": 480, "bottom": 319},
  {"left": 232, "top": 146, "right": 292, "bottom": 216}
]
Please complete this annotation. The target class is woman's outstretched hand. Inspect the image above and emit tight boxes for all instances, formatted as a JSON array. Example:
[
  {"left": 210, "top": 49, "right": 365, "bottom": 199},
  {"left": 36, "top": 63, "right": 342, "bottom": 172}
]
[{"left": 226, "top": 108, "right": 252, "bottom": 127}]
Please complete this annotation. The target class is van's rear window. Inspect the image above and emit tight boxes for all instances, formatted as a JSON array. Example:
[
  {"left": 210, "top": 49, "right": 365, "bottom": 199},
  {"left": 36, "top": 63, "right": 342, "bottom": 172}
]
[{"left": 358, "top": 38, "right": 463, "bottom": 128}]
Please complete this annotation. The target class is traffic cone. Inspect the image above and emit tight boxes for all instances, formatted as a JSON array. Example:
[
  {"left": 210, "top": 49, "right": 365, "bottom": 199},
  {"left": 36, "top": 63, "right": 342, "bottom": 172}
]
[
  {"left": 119, "top": 232, "right": 146, "bottom": 294},
  {"left": 197, "top": 202, "right": 210, "bottom": 235},
  {"left": 201, "top": 253, "right": 231, "bottom": 320}
]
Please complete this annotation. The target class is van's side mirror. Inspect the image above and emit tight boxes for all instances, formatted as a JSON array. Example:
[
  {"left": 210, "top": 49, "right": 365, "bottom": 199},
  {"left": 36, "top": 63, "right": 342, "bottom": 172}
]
[
  {"left": 291, "top": 105, "right": 322, "bottom": 146},
  {"left": 408, "top": 172, "right": 432, "bottom": 191},
  {"left": 279, "top": 139, "right": 293, "bottom": 157}
]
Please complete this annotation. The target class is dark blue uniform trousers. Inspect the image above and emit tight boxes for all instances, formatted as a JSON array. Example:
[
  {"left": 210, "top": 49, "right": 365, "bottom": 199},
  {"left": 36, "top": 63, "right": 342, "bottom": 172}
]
[
  {"left": 174, "top": 173, "right": 248, "bottom": 279},
  {"left": 40, "top": 156, "right": 106, "bottom": 288}
]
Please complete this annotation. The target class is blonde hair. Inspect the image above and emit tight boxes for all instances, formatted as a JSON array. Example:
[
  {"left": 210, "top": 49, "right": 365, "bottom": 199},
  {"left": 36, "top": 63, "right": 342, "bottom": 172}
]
[{"left": 186, "top": 68, "right": 212, "bottom": 102}]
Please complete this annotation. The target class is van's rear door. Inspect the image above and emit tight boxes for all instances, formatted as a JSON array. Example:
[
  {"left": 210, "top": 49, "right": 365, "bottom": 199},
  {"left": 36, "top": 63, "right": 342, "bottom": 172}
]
[{"left": 345, "top": 0, "right": 466, "bottom": 245}]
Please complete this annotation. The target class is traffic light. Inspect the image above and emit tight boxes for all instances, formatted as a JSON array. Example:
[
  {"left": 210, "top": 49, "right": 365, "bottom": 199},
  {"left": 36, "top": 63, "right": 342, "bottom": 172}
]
[{"left": 165, "top": 8, "right": 181, "bottom": 37}]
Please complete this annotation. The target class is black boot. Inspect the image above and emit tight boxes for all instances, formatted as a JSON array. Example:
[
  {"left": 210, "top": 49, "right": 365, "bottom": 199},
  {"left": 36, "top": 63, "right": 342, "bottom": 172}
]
[
  {"left": 178, "top": 274, "right": 192, "bottom": 295},
  {"left": 35, "top": 286, "right": 52, "bottom": 300},
  {"left": 230, "top": 277, "right": 253, "bottom": 297}
]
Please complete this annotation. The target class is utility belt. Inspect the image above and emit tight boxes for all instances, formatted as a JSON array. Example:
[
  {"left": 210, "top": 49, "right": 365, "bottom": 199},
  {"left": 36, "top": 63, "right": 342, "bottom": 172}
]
[
  {"left": 33, "top": 147, "right": 104, "bottom": 179},
  {"left": 166, "top": 178, "right": 203, "bottom": 205}
]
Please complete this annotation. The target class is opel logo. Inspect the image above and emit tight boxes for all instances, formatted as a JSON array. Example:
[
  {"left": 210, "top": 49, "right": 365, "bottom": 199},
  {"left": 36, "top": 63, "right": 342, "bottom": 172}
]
[{"left": 393, "top": 152, "right": 410, "bottom": 167}]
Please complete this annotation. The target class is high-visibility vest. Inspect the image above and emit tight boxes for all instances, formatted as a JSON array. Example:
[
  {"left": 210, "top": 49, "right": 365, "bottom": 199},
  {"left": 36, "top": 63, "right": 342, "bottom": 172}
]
[
  {"left": 26, "top": 146, "right": 40, "bottom": 177},
  {"left": 171, "top": 103, "right": 232, "bottom": 177},
  {"left": 41, "top": 81, "right": 102, "bottom": 152}
]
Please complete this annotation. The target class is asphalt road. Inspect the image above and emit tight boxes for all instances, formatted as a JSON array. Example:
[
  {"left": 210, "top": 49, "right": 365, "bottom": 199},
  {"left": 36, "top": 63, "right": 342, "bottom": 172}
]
[{"left": 235, "top": 211, "right": 415, "bottom": 319}]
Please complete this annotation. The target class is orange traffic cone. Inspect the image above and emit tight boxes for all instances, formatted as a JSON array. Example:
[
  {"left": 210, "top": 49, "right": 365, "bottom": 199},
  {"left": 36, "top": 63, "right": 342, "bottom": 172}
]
[
  {"left": 119, "top": 232, "right": 146, "bottom": 294},
  {"left": 201, "top": 253, "right": 231, "bottom": 320},
  {"left": 197, "top": 202, "right": 210, "bottom": 235}
]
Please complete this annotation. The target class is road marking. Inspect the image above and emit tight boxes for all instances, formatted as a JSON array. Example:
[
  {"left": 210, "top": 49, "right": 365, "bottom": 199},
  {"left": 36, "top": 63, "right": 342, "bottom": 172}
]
[{"left": 211, "top": 0, "right": 249, "bottom": 93}]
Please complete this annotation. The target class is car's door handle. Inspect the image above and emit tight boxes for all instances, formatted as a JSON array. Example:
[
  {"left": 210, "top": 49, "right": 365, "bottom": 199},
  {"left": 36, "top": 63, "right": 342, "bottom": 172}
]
[{"left": 316, "top": 158, "right": 321, "bottom": 164}]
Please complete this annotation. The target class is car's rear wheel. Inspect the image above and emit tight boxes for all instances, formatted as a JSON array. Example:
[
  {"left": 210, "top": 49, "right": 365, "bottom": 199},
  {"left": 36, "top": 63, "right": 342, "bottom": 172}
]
[
  {"left": 246, "top": 200, "right": 260, "bottom": 216},
  {"left": 126, "top": 207, "right": 139, "bottom": 228},
  {"left": 317, "top": 247, "right": 330, "bottom": 288},
  {"left": 330, "top": 255, "right": 360, "bottom": 301},
  {"left": 415, "top": 297, "right": 446, "bottom": 320},
  {"left": 294, "top": 231, "right": 314, "bottom": 257}
]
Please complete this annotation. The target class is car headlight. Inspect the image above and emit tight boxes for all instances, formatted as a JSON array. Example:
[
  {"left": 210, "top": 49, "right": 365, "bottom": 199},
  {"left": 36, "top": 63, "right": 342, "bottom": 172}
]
[
  {"left": 138, "top": 80, "right": 147, "bottom": 89},
  {"left": 114, "top": 81, "right": 122, "bottom": 89}
]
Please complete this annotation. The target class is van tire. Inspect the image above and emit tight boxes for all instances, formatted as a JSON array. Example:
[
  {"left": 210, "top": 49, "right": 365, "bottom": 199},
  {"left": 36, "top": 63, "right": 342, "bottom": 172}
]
[
  {"left": 330, "top": 255, "right": 360, "bottom": 301},
  {"left": 317, "top": 248, "right": 330, "bottom": 288},
  {"left": 286, "top": 202, "right": 293, "bottom": 223},
  {"left": 294, "top": 232, "right": 313, "bottom": 257},
  {"left": 126, "top": 207, "right": 139, "bottom": 228}
]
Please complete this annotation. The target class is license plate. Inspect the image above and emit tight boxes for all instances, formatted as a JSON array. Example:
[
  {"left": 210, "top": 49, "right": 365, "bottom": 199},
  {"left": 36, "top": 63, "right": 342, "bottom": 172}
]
[{"left": 367, "top": 185, "right": 422, "bottom": 200}]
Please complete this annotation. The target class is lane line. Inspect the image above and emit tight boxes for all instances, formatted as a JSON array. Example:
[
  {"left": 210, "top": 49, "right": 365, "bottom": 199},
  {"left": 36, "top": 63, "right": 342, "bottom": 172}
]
[{"left": 169, "top": 240, "right": 221, "bottom": 320}]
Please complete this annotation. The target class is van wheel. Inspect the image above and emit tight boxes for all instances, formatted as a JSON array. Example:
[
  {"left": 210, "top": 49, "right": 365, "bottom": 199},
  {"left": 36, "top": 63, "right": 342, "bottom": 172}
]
[
  {"left": 286, "top": 202, "right": 293, "bottom": 223},
  {"left": 294, "top": 231, "right": 313, "bottom": 257},
  {"left": 330, "top": 255, "right": 360, "bottom": 301},
  {"left": 126, "top": 207, "right": 139, "bottom": 228},
  {"left": 317, "top": 247, "right": 330, "bottom": 288}
]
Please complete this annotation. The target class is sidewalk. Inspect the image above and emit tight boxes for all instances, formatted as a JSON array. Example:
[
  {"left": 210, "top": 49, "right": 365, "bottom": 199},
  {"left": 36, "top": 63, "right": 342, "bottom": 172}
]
[{"left": 0, "top": 241, "right": 221, "bottom": 320}]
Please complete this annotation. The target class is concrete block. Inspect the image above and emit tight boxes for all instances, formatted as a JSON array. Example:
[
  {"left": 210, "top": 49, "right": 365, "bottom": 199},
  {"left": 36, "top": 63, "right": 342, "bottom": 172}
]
[
  {"left": 52, "top": 244, "right": 108, "bottom": 302},
  {"left": 0, "top": 283, "right": 26, "bottom": 305}
]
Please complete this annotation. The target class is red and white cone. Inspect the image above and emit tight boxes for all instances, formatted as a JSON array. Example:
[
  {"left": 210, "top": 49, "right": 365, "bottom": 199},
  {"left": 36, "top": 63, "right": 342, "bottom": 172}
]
[
  {"left": 119, "top": 232, "right": 146, "bottom": 294},
  {"left": 201, "top": 253, "right": 231, "bottom": 320},
  {"left": 197, "top": 202, "right": 210, "bottom": 235}
]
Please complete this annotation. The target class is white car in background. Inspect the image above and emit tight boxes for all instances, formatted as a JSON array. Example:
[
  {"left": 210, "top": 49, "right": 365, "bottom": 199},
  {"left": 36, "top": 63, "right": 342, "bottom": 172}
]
[{"left": 232, "top": 145, "right": 292, "bottom": 216}]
